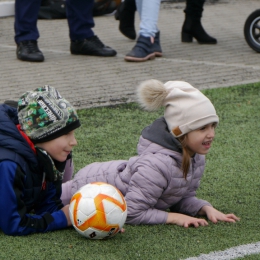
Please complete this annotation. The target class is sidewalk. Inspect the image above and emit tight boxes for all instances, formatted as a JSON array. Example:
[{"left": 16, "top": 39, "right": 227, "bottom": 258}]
[{"left": 0, "top": 0, "right": 259, "bottom": 109}]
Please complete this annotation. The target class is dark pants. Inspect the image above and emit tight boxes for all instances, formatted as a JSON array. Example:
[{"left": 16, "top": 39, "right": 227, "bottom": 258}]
[{"left": 14, "top": 0, "right": 95, "bottom": 43}]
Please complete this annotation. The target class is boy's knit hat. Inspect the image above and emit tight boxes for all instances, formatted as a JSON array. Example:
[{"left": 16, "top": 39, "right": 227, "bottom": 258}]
[
  {"left": 18, "top": 86, "right": 80, "bottom": 143},
  {"left": 137, "top": 79, "right": 219, "bottom": 137}
]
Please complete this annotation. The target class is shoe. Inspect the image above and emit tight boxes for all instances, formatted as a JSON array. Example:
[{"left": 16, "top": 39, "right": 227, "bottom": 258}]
[
  {"left": 125, "top": 35, "right": 155, "bottom": 62},
  {"left": 152, "top": 31, "right": 162, "bottom": 57},
  {"left": 16, "top": 41, "right": 44, "bottom": 62},
  {"left": 115, "top": 0, "right": 136, "bottom": 40},
  {"left": 70, "top": 35, "right": 117, "bottom": 57},
  {"left": 181, "top": 15, "right": 217, "bottom": 44}
]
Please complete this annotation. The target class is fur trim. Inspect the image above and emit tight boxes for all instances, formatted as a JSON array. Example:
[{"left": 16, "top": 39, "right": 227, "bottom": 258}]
[{"left": 136, "top": 79, "right": 168, "bottom": 111}]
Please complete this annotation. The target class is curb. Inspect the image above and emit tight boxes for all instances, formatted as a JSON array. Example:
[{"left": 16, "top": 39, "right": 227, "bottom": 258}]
[{"left": 0, "top": 1, "right": 14, "bottom": 17}]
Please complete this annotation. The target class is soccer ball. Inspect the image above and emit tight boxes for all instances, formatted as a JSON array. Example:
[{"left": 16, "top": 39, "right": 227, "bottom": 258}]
[{"left": 69, "top": 182, "right": 127, "bottom": 239}]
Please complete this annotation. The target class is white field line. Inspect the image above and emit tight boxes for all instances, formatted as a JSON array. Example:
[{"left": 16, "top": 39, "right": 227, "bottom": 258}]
[{"left": 184, "top": 242, "right": 260, "bottom": 260}]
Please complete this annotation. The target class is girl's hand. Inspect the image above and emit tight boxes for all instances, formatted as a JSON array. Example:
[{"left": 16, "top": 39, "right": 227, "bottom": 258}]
[
  {"left": 200, "top": 206, "right": 240, "bottom": 223},
  {"left": 166, "top": 212, "right": 208, "bottom": 228}
]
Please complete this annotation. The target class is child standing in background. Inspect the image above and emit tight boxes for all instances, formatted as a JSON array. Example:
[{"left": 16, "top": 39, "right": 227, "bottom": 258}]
[
  {"left": 61, "top": 79, "right": 239, "bottom": 227},
  {"left": 0, "top": 86, "right": 80, "bottom": 235}
]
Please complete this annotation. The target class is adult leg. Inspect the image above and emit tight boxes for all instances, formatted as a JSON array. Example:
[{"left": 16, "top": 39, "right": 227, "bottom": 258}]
[
  {"left": 66, "top": 0, "right": 94, "bottom": 41},
  {"left": 181, "top": 0, "right": 217, "bottom": 44},
  {"left": 67, "top": 0, "right": 117, "bottom": 57},
  {"left": 116, "top": 0, "right": 137, "bottom": 40},
  {"left": 136, "top": 0, "right": 160, "bottom": 38},
  {"left": 15, "top": 0, "right": 44, "bottom": 61},
  {"left": 125, "top": 0, "right": 162, "bottom": 62}
]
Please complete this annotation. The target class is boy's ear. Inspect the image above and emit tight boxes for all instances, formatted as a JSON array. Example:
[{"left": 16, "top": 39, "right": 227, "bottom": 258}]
[{"left": 4, "top": 100, "right": 18, "bottom": 108}]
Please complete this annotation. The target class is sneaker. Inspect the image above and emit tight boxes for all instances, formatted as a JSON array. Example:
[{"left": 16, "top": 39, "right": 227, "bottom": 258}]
[
  {"left": 16, "top": 40, "right": 44, "bottom": 62},
  {"left": 70, "top": 36, "right": 117, "bottom": 57}
]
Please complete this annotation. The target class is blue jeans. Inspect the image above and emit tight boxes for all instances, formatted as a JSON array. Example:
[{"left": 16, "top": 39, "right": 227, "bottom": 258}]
[{"left": 135, "top": 0, "right": 161, "bottom": 38}]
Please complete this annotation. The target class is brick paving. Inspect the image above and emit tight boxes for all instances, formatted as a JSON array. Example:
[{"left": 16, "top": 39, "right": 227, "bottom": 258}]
[{"left": 0, "top": 0, "right": 259, "bottom": 109}]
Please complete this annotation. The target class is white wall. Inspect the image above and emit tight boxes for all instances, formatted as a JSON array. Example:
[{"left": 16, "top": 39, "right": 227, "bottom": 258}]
[{"left": 0, "top": 1, "right": 15, "bottom": 17}]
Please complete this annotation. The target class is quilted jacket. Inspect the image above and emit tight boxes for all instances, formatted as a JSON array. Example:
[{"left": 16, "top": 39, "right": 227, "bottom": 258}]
[{"left": 69, "top": 117, "right": 212, "bottom": 225}]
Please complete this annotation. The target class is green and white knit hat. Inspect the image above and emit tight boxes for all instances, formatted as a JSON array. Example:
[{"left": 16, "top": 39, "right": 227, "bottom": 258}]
[{"left": 18, "top": 86, "right": 80, "bottom": 143}]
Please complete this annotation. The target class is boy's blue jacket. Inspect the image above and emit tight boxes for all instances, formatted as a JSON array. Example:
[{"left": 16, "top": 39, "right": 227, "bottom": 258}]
[{"left": 0, "top": 104, "right": 68, "bottom": 235}]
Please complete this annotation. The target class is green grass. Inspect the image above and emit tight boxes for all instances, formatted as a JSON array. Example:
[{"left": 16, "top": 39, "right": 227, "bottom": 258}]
[{"left": 1, "top": 83, "right": 260, "bottom": 260}]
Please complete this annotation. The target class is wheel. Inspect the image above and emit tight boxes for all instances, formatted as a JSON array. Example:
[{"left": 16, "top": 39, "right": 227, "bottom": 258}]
[{"left": 244, "top": 9, "right": 260, "bottom": 53}]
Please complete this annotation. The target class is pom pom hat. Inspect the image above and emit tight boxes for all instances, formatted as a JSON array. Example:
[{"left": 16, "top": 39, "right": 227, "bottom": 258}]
[
  {"left": 137, "top": 79, "right": 219, "bottom": 137},
  {"left": 18, "top": 86, "right": 81, "bottom": 143}
]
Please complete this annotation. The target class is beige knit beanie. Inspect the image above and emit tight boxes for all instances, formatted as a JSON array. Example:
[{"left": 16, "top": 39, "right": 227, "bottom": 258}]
[{"left": 137, "top": 79, "right": 219, "bottom": 137}]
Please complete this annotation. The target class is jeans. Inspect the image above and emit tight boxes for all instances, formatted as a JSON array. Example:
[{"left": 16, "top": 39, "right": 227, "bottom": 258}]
[{"left": 135, "top": 0, "right": 161, "bottom": 38}]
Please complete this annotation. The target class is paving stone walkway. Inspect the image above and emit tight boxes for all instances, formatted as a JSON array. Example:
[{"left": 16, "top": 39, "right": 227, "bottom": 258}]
[{"left": 0, "top": 0, "right": 259, "bottom": 108}]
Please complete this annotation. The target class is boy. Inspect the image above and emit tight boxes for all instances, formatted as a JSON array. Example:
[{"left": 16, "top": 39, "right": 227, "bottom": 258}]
[{"left": 0, "top": 86, "right": 80, "bottom": 235}]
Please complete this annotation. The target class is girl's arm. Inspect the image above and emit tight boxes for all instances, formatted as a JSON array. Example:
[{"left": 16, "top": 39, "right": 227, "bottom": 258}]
[
  {"left": 167, "top": 206, "right": 240, "bottom": 227},
  {"left": 198, "top": 205, "right": 240, "bottom": 223},
  {"left": 125, "top": 154, "right": 208, "bottom": 225},
  {"left": 166, "top": 212, "right": 208, "bottom": 227}
]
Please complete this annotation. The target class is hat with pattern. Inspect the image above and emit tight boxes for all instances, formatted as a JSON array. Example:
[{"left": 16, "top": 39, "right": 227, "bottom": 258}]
[
  {"left": 18, "top": 86, "right": 80, "bottom": 143},
  {"left": 136, "top": 79, "right": 219, "bottom": 137}
]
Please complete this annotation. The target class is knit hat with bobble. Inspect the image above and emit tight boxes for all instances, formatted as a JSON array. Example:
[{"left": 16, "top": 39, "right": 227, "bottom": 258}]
[{"left": 136, "top": 79, "right": 219, "bottom": 137}]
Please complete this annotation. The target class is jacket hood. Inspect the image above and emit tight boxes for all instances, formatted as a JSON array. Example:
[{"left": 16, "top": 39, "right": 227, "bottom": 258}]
[
  {"left": 141, "top": 117, "right": 183, "bottom": 153},
  {"left": 0, "top": 104, "right": 37, "bottom": 166}
]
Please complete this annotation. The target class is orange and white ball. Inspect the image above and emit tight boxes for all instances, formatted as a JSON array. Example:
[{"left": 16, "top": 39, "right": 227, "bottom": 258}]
[{"left": 69, "top": 182, "right": 127, "bottom": 239}]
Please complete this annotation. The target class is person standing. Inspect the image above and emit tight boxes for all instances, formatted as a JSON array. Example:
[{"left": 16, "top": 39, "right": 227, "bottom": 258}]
[
  {"left": 116, "top": 0, "right": 217, "bottom": 44},
  {"left": 181, "top": 0, "right": 217, "bottom": 44},
  {"left": 15, "top": 0, "right": 117, "bottom": 62},
  {"left": 124, "top": 0, "right": 162, "bottom": 62}
]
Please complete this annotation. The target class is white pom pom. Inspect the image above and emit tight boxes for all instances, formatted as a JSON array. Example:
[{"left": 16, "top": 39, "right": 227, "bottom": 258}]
[{"left": 136, "top": 79, "right": 168, "bottom": 111}]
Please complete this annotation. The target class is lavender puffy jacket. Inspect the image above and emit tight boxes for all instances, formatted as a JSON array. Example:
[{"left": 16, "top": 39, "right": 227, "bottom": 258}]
[{"left": 67, "top": 117, "right": 212, "bottom": 225}]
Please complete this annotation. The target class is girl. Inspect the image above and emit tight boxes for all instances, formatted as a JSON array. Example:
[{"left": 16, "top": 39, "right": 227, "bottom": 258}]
[{"left": 61, "top": 79, "right": 239, "bottom": 227}]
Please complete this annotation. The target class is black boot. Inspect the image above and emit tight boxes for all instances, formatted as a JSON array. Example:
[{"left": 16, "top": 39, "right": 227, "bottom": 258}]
[
  {"left": 125, "top": 35, "right": 155, "bottom": 62},
  {"left": 152, "top": 31, "right": 163, "bottom": 57},
  {"left": 181, "top": 15, "right": 217, "bottom": 44},
  {"left": 115, "top": 0, "right": 136, "bottom": 40},
  {"left": 181, "top": 0, "right": 217, "bottom": 44}
]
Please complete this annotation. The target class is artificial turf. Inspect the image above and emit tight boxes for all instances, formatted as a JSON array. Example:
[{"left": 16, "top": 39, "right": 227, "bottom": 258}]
[{"left": 1, "top": 83, "right": 260, "bottom": 260}]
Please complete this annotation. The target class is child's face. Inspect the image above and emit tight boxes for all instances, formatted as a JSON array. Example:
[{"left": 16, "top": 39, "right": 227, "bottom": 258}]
[
  {"left": 185, "top": 123, "right": 217, "bottom": 156},
  {"left": 36, "top": 130, "right": 77, "bottom": 162}
]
